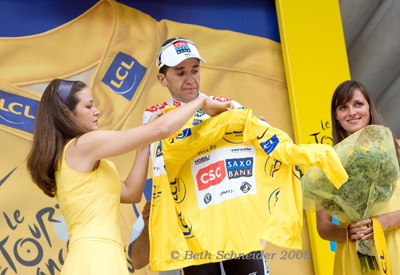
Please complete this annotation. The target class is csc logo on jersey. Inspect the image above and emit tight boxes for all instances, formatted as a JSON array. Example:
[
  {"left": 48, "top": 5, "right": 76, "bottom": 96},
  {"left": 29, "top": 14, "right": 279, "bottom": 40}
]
[
  {"left": 102, "top": 52, "right": 146, "bottom": 101},
  {"left": 225, "top": 157, "right": 253, "bottom": 179},
  {"left": 0, "top": 90, "right": 38, "bottom": 134},
  {"left": 196, "top": 160, "right": 226, "bottom": 191}
]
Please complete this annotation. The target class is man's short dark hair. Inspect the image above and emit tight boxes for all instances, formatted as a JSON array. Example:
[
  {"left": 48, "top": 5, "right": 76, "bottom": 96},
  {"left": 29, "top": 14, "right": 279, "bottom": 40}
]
[{"left": 158, "top": 37, "right": 188, "bottom": 76}]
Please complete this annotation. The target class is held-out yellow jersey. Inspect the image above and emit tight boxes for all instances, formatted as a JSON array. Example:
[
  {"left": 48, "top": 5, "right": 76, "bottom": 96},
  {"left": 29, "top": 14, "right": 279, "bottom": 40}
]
[
  {"left": 0, "top": 0, "right": 292, "bottom": 274},
  {"left": 149, "top": 109, "right": 348, "bottom": 271}
]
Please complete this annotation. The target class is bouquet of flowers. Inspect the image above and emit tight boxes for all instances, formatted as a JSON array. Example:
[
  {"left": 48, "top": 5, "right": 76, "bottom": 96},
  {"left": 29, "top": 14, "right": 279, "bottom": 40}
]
[{"left": 302, "top": 125, "right": 399, "bottom": 274}]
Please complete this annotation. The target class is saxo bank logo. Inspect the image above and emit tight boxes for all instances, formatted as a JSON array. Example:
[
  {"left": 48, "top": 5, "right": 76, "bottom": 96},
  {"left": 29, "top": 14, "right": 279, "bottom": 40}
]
[
  {"left": 225, "top": 157, "right": 253, "bottom": 179},
  {"left": 102, "top": 52, "right": 146, "bottom": 101},
  {"left": 0, "top": 90, "right": 38, "bottom": 134}
]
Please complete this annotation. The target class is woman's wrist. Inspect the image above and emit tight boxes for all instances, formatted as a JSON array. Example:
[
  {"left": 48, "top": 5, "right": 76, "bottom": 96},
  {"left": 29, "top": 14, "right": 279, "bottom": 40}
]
[{"left": 198, "top": 96, "right": 207, "bottom": 108}]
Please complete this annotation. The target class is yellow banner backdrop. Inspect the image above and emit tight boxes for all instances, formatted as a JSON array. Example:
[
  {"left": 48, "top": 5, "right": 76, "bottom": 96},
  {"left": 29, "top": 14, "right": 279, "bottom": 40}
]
[{"left": 275, "top": 0, "right": 351, "bottom": 275}]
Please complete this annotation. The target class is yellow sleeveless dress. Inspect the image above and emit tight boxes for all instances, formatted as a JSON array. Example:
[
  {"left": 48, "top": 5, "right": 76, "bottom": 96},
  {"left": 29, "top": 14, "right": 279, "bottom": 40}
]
[
  {"left": 333, "top": 179, "right": 400, "bottom": 275},
  {"left": 55, "top": 139, "right": 129, "bottom": 274}
]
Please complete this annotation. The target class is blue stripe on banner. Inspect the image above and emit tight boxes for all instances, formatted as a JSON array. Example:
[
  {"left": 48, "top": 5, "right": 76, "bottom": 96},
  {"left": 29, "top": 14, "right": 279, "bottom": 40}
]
[
  {"left": 0, "top": 0, "right": 280, "bottom": 42},
  {"left": 132, "top": 203, "right": 139, "bottom": 218},
  {"left": 329, "top": 216, "right": 339, "bottom": 252}
]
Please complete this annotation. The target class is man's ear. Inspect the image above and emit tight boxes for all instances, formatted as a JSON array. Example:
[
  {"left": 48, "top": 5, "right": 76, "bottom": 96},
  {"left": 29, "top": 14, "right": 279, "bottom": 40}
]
[{"left": 157, "top": 73, "right": 168, "bottom": 87}]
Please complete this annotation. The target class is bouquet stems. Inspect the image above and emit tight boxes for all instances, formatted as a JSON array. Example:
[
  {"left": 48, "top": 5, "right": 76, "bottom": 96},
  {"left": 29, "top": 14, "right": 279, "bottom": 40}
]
[{"left": 357, "top": 252, "right": 379, "bottom": 274}]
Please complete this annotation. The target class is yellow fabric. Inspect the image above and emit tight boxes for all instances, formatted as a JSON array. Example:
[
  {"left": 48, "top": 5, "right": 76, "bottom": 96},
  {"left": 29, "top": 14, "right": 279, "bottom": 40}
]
[
  {"left": 55, "top": 139, "right": 128, "bottom": 274},
  {"left": 333, "top": 179, "right": 400, "bottom": 275},
  {"left": 371, "top": 218, "right": 392, "bottom": 275},
  {"left": 149, "top": 109, "right": 348, "bottom": 271}
]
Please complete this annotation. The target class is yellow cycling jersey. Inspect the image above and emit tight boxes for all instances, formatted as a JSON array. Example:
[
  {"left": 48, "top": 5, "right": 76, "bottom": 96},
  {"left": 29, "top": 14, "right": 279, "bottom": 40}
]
[{"left": 149, "top": 109, "right": 348, "bottom": 271}]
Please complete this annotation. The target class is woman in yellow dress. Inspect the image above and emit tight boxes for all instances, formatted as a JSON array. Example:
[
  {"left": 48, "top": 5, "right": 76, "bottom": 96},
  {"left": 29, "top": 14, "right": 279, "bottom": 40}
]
[
  {"left": 316, "top": 80, "right": 400, "bottom": 275},
  {"left": 26, "top": 79, "right": 232, "bottom": 274}
]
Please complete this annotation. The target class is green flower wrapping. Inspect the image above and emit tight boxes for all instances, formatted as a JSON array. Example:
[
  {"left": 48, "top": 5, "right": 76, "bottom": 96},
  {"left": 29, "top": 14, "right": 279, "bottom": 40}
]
[{"left": 302, "top": 125, "right": 399, "bottom": 274}]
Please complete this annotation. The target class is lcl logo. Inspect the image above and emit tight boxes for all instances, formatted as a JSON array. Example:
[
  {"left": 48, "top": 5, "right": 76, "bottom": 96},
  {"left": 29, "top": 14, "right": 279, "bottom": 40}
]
[
  {"left": 0, "top": 90, "right": 39, "bottom": 134},
  {"left": 0, "top": 98, "right": 35, "bottom": 119},
  {"left": 102, "top": 52, "right": 147, "bottom": 101},
  {"left": 196, "top": 160, "right": 226, "bottom": 191}
]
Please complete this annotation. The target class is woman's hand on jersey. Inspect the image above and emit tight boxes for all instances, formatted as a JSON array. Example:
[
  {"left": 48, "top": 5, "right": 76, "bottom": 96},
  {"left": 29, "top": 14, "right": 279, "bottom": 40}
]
[
  {"left": 202, "top": 97, "right": 234, "bottom": 117},
  {"left": 148, "top": 110, "right": 163, "bottom": 123}
]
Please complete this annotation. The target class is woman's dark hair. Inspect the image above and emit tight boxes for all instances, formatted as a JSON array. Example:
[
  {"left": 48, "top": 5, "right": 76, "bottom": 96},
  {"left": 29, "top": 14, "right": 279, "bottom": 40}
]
[
  {"left": 27, "top": 79, "right": 89, "bottom": 197},
  {"left": 331, "top": 80, "right": 386, "bottom": 144},
  {"left": 331, "top": 80, "right": 400, "bottom": 163}
]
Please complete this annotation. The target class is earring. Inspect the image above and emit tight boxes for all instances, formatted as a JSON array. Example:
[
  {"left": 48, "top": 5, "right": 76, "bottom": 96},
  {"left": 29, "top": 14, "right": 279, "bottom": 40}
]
[{"left": 337, "top": 120, "right": 341, "bottom": 128}]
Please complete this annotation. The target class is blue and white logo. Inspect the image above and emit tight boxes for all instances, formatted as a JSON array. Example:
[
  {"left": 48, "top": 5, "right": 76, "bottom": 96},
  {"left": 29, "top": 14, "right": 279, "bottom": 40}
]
[
  {"left": 176, "top": 128, "right": 192, "bottom": 140},
  {"left": 193, "top": 119, "right": 203, "bottom": 126},
  {"left": 260, "top": 134, "right": 279, "bottom": 154},
  {"left": 225, "top": 157, "right": 253, "bottom": 179},
  {"left": 102, "top": 52, "right": 146, "bottom": 101},
  {"left": 0, "top": 90, "right": 38, "bottom": 134},
  {"left": 156, "top": 141, "right": 162, "bottom": 157}
]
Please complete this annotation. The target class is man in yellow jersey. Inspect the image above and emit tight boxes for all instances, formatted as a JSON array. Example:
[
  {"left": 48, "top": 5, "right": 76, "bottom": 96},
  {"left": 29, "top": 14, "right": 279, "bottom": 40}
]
[{"left": 129, "top": 38, "right": 270, "bottom": 275}]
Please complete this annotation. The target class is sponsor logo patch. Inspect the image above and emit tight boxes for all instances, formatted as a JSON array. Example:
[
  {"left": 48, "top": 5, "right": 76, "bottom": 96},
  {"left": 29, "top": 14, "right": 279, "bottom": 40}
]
[
  {"left": 102, "top": 52, "right": 146, "bottom": 101},
  {"left": 191, "top": 146, "right": 257, "bottom": 210},
  {"left": 196, "top": 160, "right": 226, "bottom": 191},
  {"left": 174, "top": 41, "right": 191, "bottom": 55},
  {"left": 194, "top": 155, "right": 210, "bottom": 165},
  {"left": 204, "top": 193, "right": 212, "bottom": 204},
  {"left": 194, "top": 108, "right": 206, "bottom": 117},
  {"left": 231, "top": 147, "right": 252, "bottom": 153},
  {"left": 193, "top": 119, "right": 203, "bottom": 126},
  {"left": 220, "top": 189, "right": 233, "bottom": 196},
  {"left": 145, "top": 102, "right": 168, "bottom": 113},
  {"left": 172, "top": 100, "right": 181, "bottom": 107},
  {"left": 0, "top": 90, "right": 38, "bottom": 134},
  {"left": 212, "top": 96, "right": 232, "bottom": 102},
  {"left": 240, "top": 182, "right": 252, "bottom": 193},
  {"left": 178, "top": 211, "right": 194, "bottom": 239},
  {"left": 156, "top": 141, "right": 162, "bottom": 157},
  {"left": 170, "top": 178, "right": 186, "bottom": 204},
  {"left": 225, "top": 157, "right": 253, "bottom": 179},
  {"left": 260, "top": 134, "right": 279, "bottom": 154},
  {"left": 176, "top": 128, "right": 192, "bottom": 140}
]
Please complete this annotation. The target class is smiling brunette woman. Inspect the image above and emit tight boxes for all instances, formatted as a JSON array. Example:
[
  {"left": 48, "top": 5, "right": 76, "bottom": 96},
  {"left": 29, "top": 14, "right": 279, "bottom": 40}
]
[
  {"left": 26, "top": 79, "right": 232, "bottom": 275},
  {"left": 317, "top": 80, "right": 400, "bottom": 275}
]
